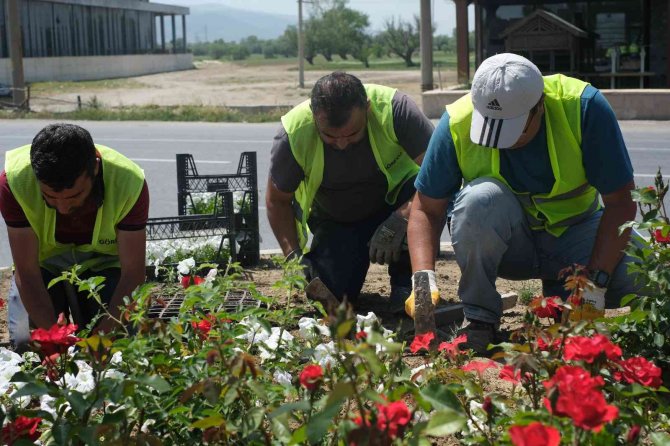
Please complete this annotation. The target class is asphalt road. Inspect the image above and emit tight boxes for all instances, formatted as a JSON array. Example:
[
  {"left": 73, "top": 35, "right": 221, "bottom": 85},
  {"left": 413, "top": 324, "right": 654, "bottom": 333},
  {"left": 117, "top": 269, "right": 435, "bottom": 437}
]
[{"left": 0, "top": 119, "right": 668, "bottom": 268}]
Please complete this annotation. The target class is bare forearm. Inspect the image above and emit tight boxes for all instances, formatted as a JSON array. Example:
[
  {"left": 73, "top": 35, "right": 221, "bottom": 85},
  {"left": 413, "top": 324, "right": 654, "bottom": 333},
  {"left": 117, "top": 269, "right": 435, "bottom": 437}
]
[
  {"left": 408, "top": 204, "right": 445, "bottom": 272},
  {"left": 267, "top": 201, "right": 300, "bottom": 256},
  {"left": 15, "top": 271, "right": 57, "bottom": 329},
  {"left": 588, "top": 202, "right": 637, "bottom": 274}
]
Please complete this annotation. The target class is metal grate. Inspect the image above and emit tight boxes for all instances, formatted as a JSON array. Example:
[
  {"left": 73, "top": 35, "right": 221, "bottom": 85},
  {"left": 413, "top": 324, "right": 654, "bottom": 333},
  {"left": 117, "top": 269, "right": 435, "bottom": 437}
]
[{"left": 148, "top": 289, "right": 262, "bottom": 320}]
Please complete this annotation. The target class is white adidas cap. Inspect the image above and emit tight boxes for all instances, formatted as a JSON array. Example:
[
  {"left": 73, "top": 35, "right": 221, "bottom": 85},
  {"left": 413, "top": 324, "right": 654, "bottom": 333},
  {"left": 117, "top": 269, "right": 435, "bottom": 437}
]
[{"left": 470, "top": 53, "right": 544, "bottom": 149}]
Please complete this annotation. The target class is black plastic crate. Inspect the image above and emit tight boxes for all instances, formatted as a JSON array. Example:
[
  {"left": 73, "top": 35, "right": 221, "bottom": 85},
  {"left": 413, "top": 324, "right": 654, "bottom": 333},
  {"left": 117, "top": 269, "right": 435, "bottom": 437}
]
[
  {"left": 176, "top": 152, "right": 260, "bottom": 267},
  {"left": 148, "top": 289, "right": 262, "bottom": 320},
  {"left": 146, "top": 190, "right": 237, "bottom": 276}
]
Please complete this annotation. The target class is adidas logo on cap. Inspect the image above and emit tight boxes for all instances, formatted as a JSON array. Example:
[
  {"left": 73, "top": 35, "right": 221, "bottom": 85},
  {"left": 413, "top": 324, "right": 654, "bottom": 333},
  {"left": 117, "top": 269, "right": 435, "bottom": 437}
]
[{"left": 486, "top": 99, "right": 502, "bottom": 111}]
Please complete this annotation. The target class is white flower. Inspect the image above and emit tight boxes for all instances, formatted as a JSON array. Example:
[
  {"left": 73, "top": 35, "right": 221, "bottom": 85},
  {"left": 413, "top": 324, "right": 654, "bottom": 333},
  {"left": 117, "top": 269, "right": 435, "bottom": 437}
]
[
  {"left": 238, "top": 318, "right": 271, "bottom": 344},
  {"left": 64, "top": 361, "right": 95, "bottom": 393},
  {"left": 466, "top": 400, "right": 486, "bottom": 433},
  {"left": 273, "top": 369, "right": 292, "bottom": 386},
  {"left": 141, "top": 419, "right": 156, "bottom": 433},
  {"left": 313, "top": 341, "right": 338, "bottom": 368},
  {"left": 258, "top": 328, "right": 295, "bottom": 361},
  {"left": 356, "top": 312, "right": 380, "bottom": 331},
  {"left": 205, "top": 268, "right": 218, "bottom": 283},
  {"left": 177, "top": 257, "right": 196, "bottom": 275},
  {"left": 40, "top": 394, "right": 58, "bottom": 418},
  {"left": 297, "top": 317, "right": 330, "bottom": 339},
  {"left": 0, "top": 348, "right": 23, "bottom": 367}
]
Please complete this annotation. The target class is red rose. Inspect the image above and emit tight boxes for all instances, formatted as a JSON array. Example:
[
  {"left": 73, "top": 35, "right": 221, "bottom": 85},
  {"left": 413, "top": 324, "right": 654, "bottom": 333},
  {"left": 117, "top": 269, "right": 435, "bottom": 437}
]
[
  {"left": 180, "top": 275, "right": 191, "bottom": 289},
  {"left": 529, "top": 296, "right": 562, "bottom": 319},
  {"left": 192, "top": 316, "right": 214, "bottom": 339},
  {"left": 563, "top": 334, "right": 622, "bottom": 364},
  {"left": 509, "top": 422, "right": 560, "bottom": 446},
  {"left": 614, "top": 356, "right": 663, "bottom": 388},
  {"left": 1, "top": 416, "right": 42, "bottom": 444},
  {"left": 30, "top": 316, "right": 80, "bottom": 357},
  {"left": 375, "top": 400, "right": 411, "bottom": 439},
  {"left": 627, "top": 425, "right": 641, "bottom": 443},
  {"left": 543, "top": 365, "right": 618, "bottom": 432},
  {"left": 299, "top": 364, "right": 323, "bottom": 391},
  {"left": 193, "top": 276, "right": 205, "bottom": 285},
  {"left": 409, "top": 332, "right": 434, "bottom": 353},
  {"left": 437, "top": 334, "right": 467, "bottom": 359},
  {"left": 355, "top": 331, "right": 367, "bottom": 340},
  {"left": 536, "top": 335, "right": 561, "bottom": 352},
  {"left": 462, "top": 360, "right": 498, "bottom": 376},
  {"left": 654, "top": 228, "right": 670, "bottom": 243}
]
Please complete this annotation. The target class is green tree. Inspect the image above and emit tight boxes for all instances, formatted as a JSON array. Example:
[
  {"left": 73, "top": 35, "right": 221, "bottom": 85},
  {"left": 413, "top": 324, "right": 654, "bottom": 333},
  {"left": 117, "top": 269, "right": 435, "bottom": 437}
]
[
  {"left": 380, "top": 16, "right": 420, "bottom": 67},
  {"left": 276, "top": 25, "right": 298, "bottom": 58}
]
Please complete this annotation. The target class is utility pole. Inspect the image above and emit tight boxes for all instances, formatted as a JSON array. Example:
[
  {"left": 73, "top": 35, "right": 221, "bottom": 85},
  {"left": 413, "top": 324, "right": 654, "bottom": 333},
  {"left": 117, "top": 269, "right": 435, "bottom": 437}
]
[
  {"left": 6, "top": 0, "right": 26, "bottom": 109},
  {"left": 420, "top": 0, "right": 434, "bottom": 91},
  {"left": 297, "top": 0, "right": 305, "bottom": 88}
]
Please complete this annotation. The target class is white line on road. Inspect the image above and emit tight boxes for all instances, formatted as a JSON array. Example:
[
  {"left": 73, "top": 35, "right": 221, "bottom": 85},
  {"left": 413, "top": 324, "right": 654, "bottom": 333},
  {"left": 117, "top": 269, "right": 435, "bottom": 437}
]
[
  {"left": 635, "top": 173, "right": 668, "bottom": 178},
  {"left": 628, "top": 147, "right": 670, "bottom": 152},
  {"left": 131, "top": 158, "right": 231, "bottom": 164}
]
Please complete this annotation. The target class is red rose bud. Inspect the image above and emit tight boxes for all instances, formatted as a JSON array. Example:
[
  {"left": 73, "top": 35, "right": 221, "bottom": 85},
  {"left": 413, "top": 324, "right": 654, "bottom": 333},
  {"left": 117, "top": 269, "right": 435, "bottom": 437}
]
[
  {"left": 355, "top": 331, "right": 367, "bottom": 340},
  {"left": 180, "top": 275, "right": 191, "bottom": 289},
  {"left": 627, "top": 425, "right": 641, "bottom": 443},
  {"left": 375, "top": 400, "right": 411, "bottom": 439},
  {"left": 482, "top": 396, "right": 493, "bottom": 416},
  {"left": 1, "top": 416, "right": 42, "bottom": 444},
  {"left": 299, "top": 364, "right": 323, "bottom": 391}
]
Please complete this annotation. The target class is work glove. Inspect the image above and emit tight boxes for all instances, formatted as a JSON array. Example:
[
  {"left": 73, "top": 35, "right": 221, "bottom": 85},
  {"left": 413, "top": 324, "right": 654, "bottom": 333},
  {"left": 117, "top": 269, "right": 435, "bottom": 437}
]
[
  {"left": 369, "top": 212, "right": 408, "bottom": 265},
  {"left": 286, "top": 248, "right": 316, "bottom": 283},
  {"left": 569, "top": 285, "right": 606, "bottom": 321},
  {"left": 405, "top": 270, "right": 441, "bottom": 319}
]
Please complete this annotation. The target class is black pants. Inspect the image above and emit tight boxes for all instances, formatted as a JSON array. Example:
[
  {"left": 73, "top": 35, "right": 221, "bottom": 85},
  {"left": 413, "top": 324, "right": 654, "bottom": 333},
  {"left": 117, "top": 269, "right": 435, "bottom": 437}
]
[{"left": 305, "top": 181, "right": 415, "bottom": 301}]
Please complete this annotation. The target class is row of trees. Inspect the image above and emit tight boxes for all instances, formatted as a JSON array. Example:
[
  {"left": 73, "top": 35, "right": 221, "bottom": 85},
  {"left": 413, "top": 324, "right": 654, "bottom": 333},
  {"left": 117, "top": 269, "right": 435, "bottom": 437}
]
[{"left": 190, "top": 0, "right": 470, "bottom": 67}]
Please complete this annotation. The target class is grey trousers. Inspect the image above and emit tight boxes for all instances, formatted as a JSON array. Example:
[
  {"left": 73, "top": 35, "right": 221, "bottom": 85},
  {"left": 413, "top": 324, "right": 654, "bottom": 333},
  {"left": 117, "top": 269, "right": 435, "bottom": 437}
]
[{"left": 450, "top": 177, "right": 641, "bottom": 325}]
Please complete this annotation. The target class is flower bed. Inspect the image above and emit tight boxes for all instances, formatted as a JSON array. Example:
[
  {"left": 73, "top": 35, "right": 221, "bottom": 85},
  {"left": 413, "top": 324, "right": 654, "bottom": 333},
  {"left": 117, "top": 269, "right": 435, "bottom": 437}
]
[{"left": 0, "top": 176, "right": 668, "bottom": 445}]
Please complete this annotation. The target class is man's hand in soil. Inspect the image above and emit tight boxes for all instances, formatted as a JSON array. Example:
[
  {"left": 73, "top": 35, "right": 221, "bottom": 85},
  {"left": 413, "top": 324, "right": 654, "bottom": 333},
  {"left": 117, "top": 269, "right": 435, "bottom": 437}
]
[
  {"left": 369, "top": 212, "right": 408, "bottom": 265},
  {"left": 405, "top": 270, "right": 441, "bottom": 318},
  {"left": 287, "top": 248, "right": 316, "bottom": 283}
]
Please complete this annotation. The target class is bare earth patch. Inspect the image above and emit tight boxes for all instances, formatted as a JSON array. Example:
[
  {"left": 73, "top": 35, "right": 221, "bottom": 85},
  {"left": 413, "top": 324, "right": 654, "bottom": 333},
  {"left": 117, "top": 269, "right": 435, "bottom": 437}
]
[{"left": 30, "top": 61, "right": 459, "bottom": 112}]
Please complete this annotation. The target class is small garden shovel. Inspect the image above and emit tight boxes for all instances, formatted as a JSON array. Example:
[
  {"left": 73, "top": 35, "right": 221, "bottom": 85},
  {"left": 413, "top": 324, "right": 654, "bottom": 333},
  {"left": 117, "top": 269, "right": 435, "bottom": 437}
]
[{"left": 305, "top": 277, "right": 340, "bottom": 315}]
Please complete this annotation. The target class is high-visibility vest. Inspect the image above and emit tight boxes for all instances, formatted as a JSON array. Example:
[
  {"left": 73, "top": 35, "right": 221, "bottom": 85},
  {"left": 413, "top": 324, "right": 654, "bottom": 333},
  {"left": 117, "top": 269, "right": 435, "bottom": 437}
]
[
  {"left": 281, "top": 84, "right": 419, "bottom": 248},
  {"left": 446, "top": 74, "right": 600, "bottom": 237},
  {"left": 5, "top": 144, "right": 145, "bottom": 269}
]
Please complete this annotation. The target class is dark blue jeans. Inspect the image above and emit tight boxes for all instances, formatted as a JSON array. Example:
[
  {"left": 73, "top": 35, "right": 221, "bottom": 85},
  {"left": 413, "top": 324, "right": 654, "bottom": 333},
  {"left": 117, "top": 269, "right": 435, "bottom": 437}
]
[
  {"left": 305, "top": 181, "right": 415, "bottom": 301},
  {"left": 9, "top": 268, "right": 120, "bottom": 351}
]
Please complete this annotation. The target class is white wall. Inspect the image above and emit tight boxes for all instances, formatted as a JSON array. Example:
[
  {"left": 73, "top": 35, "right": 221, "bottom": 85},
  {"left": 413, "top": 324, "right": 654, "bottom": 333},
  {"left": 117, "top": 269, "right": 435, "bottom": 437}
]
[{"left": 0, "top": 54, "right": 193, "bottom": 83}]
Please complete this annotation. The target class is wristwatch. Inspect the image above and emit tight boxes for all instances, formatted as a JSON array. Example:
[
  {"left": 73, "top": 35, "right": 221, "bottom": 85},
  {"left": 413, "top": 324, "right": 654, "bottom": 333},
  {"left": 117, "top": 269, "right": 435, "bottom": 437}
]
[{"left": 588, "top": 269, "right": 611, "bottom": 288}]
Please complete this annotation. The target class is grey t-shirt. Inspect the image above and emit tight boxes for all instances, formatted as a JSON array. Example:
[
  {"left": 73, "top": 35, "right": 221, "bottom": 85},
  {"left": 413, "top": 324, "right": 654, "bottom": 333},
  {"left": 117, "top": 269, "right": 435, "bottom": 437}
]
[{"left": 269, "top": 92, "right": 434, "bottom": 222}]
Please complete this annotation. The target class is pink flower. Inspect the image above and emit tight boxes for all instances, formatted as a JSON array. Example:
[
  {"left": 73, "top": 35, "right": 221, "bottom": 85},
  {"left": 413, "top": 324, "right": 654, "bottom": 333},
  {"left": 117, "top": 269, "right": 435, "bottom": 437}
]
[
  {"left": 462, "top": 359, "right": 497, "bottom": 376},
  {"left": 499, "top": 364, "right": 522, "bottom": 385}
]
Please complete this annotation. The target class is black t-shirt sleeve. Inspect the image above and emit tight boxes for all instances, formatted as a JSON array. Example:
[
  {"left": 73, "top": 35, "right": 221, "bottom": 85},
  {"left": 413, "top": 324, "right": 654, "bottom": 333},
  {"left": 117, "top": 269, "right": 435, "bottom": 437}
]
[
  {"left": 269, "top": 126, "right": 305, "bottom": 193},
  {"left": 391, "top": 91, "right": 435, "bottom": 160}
]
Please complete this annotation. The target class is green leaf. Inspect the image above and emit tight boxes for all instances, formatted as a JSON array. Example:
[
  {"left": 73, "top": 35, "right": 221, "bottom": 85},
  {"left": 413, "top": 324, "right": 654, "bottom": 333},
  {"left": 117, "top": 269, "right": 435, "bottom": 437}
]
[
  {"left": 191, "top": 415, "right": 225, "bottom": 429},
  {"left": 269, "top": 401, "right": 311, "bottom": 419},
  {"left": 336, "top": 320, "right": 355, "bottom": 339},
  {"left": 325, "top": 381, "right": 355, "bottom": 409},
  {"left": 424, "top": 409, "right": 466, "bottom": 436},
  {"left": 240, "top": 407, "right": 264, "bottom": 437},
  {"left": 289, "top": 425, "right": 307, "bottom": 445},
  {"left": 270, "top": 415, "right": 292, "bottom": 443},
  {"left": 654, "top": 332, "right": 665, "bottom": 347},
  {"left": 66, "top": 391, "right": 89, "bottom": 418},
  {"left": 136, "top": 375, "right": 171, "bottom": 393},
  {"left": 12, "top": 382, "right": 50, "bottom": 398},
  {"left": 651, "top": 432, "right": 670, "bottom": 445},
  {"left": 306, "top": 393, "right": 347, "bottom": 443},
  {"left": 419, "top": 383, "right": 462, "bottom": 411}
]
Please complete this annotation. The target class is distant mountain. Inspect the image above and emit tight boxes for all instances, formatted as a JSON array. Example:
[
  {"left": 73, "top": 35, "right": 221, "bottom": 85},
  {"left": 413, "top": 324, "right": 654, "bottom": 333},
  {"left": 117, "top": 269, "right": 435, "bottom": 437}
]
[{"left": 186, "top": 4, "right": 296, "bottom": 43}]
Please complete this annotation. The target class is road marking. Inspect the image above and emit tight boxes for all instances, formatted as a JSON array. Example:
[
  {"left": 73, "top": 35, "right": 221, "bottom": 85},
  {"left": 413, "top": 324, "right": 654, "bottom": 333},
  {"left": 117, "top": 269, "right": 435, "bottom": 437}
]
[
  {"left": 0, "top": 136, "right": 268, "bottom": 144},
  {"left": 635, "top": 173, "right": 668, "bottom": 178},
  {"left": 131, "top": 158, "right": 230, "bottom": 164},
  {"left": 628, "top": 147, "right": 670, "bottom": 152}
]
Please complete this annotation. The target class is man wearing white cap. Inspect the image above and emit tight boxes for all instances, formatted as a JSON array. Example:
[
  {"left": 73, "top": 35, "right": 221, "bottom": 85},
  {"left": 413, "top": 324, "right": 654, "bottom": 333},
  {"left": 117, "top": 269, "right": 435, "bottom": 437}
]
[{"left": 405, "top": 53, "right": 639, "bottom": 354}]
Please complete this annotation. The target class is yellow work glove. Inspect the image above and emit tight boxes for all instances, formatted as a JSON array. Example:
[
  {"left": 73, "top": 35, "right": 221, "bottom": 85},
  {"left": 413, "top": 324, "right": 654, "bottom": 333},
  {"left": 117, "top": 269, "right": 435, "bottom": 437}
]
[{"left": 405, "top": 270, "right": 441, "bottom": 319}]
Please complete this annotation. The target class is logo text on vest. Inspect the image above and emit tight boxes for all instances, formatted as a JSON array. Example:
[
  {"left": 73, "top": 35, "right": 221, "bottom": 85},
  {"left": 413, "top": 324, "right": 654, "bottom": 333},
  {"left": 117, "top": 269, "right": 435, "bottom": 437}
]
[
  {"left": 98, "top": 239, "right": 117, "bottom": 245},
  {"left": 385, "top": 151, "right": 403, "bottom": 169}
]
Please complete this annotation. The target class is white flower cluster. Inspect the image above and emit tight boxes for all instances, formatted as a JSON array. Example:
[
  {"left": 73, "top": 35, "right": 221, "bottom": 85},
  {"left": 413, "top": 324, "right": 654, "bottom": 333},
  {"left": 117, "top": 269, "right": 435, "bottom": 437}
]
[
  {"left": 238, "top": 318, "right": 296, "bottom": 361},
  {"left": 146, "top": 236, "right": 229, "bottom": 271}
]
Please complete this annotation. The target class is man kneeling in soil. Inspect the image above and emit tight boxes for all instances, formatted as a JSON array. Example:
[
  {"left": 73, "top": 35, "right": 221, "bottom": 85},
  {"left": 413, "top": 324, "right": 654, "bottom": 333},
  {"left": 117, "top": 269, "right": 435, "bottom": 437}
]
[
  {"left": 266, "top": 72, "right": 434, "bottom": 311},
  {"left": 1, "top": 123, "right": 149, "bottom": 351}
]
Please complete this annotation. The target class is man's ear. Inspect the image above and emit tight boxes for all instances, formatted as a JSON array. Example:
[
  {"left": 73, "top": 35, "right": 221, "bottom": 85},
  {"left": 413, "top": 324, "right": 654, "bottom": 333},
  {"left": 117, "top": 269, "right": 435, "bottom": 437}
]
[
  {"left": 94, "top": 157, "right": 100, "bottom": 176},
  {"left": 366, "top": 99, "right": 371, "bottom": 111}
]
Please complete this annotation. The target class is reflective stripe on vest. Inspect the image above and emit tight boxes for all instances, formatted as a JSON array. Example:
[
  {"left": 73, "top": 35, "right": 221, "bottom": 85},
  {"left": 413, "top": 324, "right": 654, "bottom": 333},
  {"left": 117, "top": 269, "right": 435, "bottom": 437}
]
[
  {"left": 5, "top": 144, "right": 145, "bottom": 270},
  {"left": 281, "top": 84, "right": 419, "bottom": 249},
  {"left": 446, "top": 74, "right": 600, "bottom": 237}
]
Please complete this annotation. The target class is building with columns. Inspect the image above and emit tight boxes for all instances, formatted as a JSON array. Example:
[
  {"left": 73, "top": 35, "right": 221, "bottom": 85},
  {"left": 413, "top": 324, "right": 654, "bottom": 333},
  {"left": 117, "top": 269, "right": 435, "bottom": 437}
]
[{"left": 0, "top": 0, "right": 191, "bottom": 84}]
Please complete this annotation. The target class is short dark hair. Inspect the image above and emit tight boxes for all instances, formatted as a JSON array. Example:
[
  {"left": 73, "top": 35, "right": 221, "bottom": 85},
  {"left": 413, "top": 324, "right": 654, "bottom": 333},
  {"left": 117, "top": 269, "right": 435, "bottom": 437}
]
[
  {"left": 30, "top": 123, "right": 97, "bottom": 191},
  {"left": 310, "top": 72, "right": 367, "bottom": 127}
]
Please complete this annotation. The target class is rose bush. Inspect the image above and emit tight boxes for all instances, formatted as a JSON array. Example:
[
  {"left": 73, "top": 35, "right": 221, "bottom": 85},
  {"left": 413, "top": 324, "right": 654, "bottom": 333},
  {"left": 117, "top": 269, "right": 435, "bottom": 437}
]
[{"left": 0, "top": 178, "right": 669, "bottom": 444}]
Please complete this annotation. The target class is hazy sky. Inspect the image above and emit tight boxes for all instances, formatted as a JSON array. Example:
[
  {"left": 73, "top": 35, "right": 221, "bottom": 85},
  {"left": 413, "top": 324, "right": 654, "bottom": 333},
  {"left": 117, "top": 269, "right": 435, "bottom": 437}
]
[{"left": 156, "top": 0, "right": 473, "bottom": 35}]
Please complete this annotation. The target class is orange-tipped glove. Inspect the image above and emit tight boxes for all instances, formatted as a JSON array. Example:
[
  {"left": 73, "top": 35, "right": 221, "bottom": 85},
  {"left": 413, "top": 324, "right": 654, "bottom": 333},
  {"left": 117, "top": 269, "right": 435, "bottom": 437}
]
[{"left": 405, "top": 270, "right": 441, "bottom": 319}]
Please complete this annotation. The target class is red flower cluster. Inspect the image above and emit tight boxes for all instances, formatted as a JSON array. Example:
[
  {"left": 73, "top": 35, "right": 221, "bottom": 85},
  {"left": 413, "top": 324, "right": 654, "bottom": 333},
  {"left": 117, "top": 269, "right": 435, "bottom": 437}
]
[
  {"left": 535, "top": 335, "right": 561, "bottom": 352},
  {"left": 563, "top": 334, "right": 622, "bottom": 364},
  {"left": 299, "top": 364, "right": 323, "bottom": 391},
  {"left": 30, "top": 314, "right": 80, "bottom": 356},
  {"left": 509, "top": 422, "right": 560, "bottom": 446},
  {"left": 191, "top": 314, "right": 218, "bottom": 340},
  {"left": 1, "top": 416, "right": 42, "bottom": 444},
  {"left": 437, "top": 334, "right": 467, "bottom": 359},
  {"left": 181, "top": 275, "right": 205, "bottom": 289},
  {"left": 376, "top": 400, "right": 411, "bottom": 439},
  {"left": 529, "top": 296, "right": 562, "bottom": 319},
  {"left": 543, "top": 365, "right": 618, "bottom": 432},
  {"left": 654, "top": 228, "right": 670, "bottom": 243},
  {"left": 409, "top": 332, "right": 434, "bottom": 353},
  {"left": 499, "top": 364, "right": 522, "bottom": 385},
  {"left": 613, "top": 356, "right": 663, "bottom": 388},
  {"left": 461, "top": 359, "right": 497, "bottom": 377}
]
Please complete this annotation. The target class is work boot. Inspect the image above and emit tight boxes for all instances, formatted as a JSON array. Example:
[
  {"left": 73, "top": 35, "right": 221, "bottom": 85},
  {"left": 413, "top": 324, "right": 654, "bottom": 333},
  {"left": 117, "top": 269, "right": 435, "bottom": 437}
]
[
  {"left": 458, "top": 319, "right": 499, "bottom": 357},
  {"left": 389, "top": 285, "right": 412, "bottom": 313}
]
